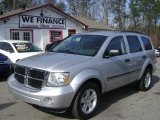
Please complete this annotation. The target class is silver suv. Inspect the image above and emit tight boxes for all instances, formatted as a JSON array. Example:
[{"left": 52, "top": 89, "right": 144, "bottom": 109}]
[{"left": 8, "top": 31, "right": 156, "bottom": 119}]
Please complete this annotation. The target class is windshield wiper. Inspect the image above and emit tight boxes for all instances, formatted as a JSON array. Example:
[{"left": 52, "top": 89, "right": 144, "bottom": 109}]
[
  {"left": 64, "top": 50, "right": 75, "bottom": 54},
  {"left": 52, "top": 50, "right": 75, "bottom": 54}
]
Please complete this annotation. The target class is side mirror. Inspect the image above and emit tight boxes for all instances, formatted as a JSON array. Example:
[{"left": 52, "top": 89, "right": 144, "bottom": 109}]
[{"left": 104, "top": 49, "right": 121, "bottom": 58}]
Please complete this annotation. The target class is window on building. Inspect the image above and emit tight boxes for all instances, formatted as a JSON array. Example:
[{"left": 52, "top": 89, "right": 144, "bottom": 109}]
[
  {"left": 12, "top": 32, "right": 19, "bottom": 40},
  {"left": 23, "top": 32, "right": 30, "bottom": 41},
  {"left": 11, "top": 30, "right": 32, "bottom": 42}
]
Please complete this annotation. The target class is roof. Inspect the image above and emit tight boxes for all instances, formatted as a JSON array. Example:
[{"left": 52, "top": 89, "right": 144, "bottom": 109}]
[
  {"left": 76, "top": 31, "right": 149, "bottom": 37},
  {"left": 73, "top": 16, "right": 113, "bottom": 30},
  {"left": 0, "top": 4, "right": 88, "bottom": 27},
  {"left": 0, "top": 4, "right": 117, "bottom": 30},
  {"left": 0, "top": 40, "right": 29, "bottom": 43},
  {"left": 77, "top": 31, "right": 118, "bottom": 36}
]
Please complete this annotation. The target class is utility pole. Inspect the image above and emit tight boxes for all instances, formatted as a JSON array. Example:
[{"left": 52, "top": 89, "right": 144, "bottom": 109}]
[{"left": 13, "top": 0, "right": 15, "bottom": 10}]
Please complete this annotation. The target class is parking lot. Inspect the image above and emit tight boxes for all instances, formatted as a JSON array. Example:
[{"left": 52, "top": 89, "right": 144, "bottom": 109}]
[{"left": 0, "top": 59, "right": 160, "bottom": 120}]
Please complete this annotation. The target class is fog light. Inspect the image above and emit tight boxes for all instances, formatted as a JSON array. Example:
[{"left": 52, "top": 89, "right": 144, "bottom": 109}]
[{"left": 44, "top": 97, "right": 54, "bottom": 105}]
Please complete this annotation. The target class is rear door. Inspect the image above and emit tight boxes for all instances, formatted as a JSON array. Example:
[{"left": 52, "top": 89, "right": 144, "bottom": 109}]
[{"left": 125, "top": 35, "right": 145, "bottom": 81}]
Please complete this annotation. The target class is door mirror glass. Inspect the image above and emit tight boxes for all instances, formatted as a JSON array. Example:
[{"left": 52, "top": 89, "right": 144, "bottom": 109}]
[
  {"left": 104, "top": 36, "right": 126, "bottom": 58},
  {"left": 109, "top": 50, "right": 120, "bottom": 56},
  {"left": 104, "top": 49, "right": 121, "bottom": 58}
]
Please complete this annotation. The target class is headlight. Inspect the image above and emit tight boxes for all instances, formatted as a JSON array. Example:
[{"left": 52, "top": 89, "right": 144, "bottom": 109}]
[{"left": 47, "top": 72, "right": 70, "bottom": 87}]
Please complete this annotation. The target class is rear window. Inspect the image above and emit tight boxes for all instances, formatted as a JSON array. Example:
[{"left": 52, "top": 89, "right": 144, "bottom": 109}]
[
  {"left": 141, "top": 36, "right": 152, "bottom": 50},
  {"left": 126, "top": 36, "right": 142, "bottom": 53},
  {"left": 13, "top": 43, "right": 43, "bottom": 53}
]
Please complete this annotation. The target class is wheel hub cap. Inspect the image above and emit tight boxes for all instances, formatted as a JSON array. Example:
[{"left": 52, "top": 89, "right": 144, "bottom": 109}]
[
  {"left": 145, "top": 73, "right": 151, "bottom": 88},
  {"left": 80, "top": 89, "right": 97, "bottom": 114}
]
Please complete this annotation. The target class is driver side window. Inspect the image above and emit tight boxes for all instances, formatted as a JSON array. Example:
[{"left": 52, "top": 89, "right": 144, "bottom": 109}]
[{"left": 105, "top": 36, "right": 126, "bottom": 57}]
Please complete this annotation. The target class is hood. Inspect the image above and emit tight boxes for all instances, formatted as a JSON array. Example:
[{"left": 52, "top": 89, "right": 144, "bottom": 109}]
[
  {"left": 17, "top": 52, "right": 43, "bottom": 59},
  {"left": 17, "top": 52, "right": 92, "bottom": 71}
]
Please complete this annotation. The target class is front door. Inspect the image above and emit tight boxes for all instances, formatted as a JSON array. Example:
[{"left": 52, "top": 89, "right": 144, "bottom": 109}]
[
  {"left": 104, "top": 36, "right": 132, "bottom": 90},
  {"left": 50, "top": 30, "right": 62, "bottom": 42}
]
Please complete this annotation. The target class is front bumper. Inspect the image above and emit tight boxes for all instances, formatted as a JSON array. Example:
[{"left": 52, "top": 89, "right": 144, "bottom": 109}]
[{"left": 7, "top": 74, "right": 77, "bottom": 109}]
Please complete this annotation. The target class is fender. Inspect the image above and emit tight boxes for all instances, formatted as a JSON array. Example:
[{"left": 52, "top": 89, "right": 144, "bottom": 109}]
[
  {"left": 138, "top": 58, "right": 154, "bottom": 80},
  {"left": 70, "top": 69, "right": 106, "bottom": 93}
]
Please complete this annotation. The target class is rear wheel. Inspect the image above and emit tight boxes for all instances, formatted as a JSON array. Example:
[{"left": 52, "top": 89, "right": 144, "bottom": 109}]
[
  {"left": 139, "top": 68, "right": 152, "bottom": 91},
  {"left": 72, "top": 82, "right": 100, "bottom": 119}
]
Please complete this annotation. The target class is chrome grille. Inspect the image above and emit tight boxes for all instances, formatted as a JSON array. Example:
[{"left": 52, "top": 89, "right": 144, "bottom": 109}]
[
  {"left": 28, "top": 78, "right": 43, "bottom": 89},
  {"left": 15, "top": 66, "right": 25, "bottom": 75},
  {"left": 28, "top": 69, "right": 45, "bottom": 79},
  {"left": 14, "top": 65, "right": 48, "bottom": 89},
  {"left": 15, "top": 73, "right": 24, "bottom": 84}
]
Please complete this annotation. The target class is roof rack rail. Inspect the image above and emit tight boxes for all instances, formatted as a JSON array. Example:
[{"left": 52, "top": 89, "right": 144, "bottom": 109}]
[
  {"left": 120, "top": 30, "right": 146, "bottom": 35},
  {"left": 88, "top": 29, "right": 117, "bottom": 32}
]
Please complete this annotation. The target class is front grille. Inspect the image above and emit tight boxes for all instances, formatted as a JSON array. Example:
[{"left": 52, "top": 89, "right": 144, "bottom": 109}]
[
  {"left": 15, "top": 73, "right": 24, "bottom": 84},
  {"left": 15, "top": 66, "right": 25, "bottom": 75},
  {"left": 28, "top": 78, "right": 43, "bottom": 89},
  {"left": 28, "top": 69, "right": 45, "bottom": 80},
  {"left": 14, "top": 65, "right": 48, "bottom": 89}
]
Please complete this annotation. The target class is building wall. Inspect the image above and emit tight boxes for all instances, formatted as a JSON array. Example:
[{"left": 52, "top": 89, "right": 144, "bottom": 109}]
[{"left": 0, "top": 6, "right": 84, "bottom": 50}]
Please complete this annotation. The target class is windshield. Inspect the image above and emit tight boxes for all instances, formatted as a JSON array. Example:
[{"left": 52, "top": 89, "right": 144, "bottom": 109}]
[
  {"left": 51, "top": 35, "right": 107, "bottom": 56},
  {"left": 13, "top": 43, "right": 43, "bottom": 53}
]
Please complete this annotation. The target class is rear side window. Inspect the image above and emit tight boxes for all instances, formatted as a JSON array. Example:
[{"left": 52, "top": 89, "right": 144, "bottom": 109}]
[
  {"left": 0, "top": 42, "right": 4, "bottom": 49},
  {"left": 126, "top": 36, "right": 142, "bottom": 53},
  {"left": 141, "top": 36, "right": 152, "bottom": 50}
]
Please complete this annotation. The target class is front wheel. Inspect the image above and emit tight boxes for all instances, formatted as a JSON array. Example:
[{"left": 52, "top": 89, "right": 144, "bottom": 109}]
[
  {"left": 139, "top": 68, "right": 152, "bottom": 91},
  {"left": 72, "top": 82, "right": 100, "bottom": 119}
]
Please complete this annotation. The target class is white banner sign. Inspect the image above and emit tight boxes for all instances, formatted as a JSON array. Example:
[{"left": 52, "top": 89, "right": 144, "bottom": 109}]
[{"left": 19, "top": 15, "right": 66, "bottom": 29}]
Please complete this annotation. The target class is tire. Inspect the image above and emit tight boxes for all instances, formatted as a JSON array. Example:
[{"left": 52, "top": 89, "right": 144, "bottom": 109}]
[
  {"left": 72, "top": 82, "right": 100, "bottom": 119},
  {"left": 139, "top": 68, "right": 152, "bottom": 91}
]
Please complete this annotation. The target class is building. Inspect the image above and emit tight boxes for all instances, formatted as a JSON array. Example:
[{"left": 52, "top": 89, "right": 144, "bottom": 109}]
[
  {"left": 73, "top": 16, "right": 113, "bottom": 31},
  {"left": 0, "top": 4, "right": 110, "bottom": 50}
]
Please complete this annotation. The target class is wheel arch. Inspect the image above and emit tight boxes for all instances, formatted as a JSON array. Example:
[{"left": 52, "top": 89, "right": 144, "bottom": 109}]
[
  {"left": 69, "top": 77, "right": 102, "bottom": 110},
  {"left": 139, "top": 63, "right": 153, "bottom": 80}
]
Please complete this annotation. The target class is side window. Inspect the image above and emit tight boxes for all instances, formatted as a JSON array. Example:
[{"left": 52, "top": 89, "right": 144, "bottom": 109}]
[
  {"left": 141, "top": 36, "right": 152, "bottom": 50},
  {"left": 2, "top": 43, "right": 14, "bottom": 53},
  {"left": 0, "top": 42, "right": 4, "bottom": 49},
  {"left": 105, "top": 36, "right": 126, "bottom": 56},
  {"left": 126, "top": 36, "right": 142, "bottom": 53}
]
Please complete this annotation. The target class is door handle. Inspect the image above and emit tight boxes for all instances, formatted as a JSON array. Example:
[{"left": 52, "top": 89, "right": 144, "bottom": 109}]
[
  {"left": 142, "top": 55, "right": 146, "bottom": 59},
  {"left": 124, "top": 59, "right": 130, "bottom": 63}
]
